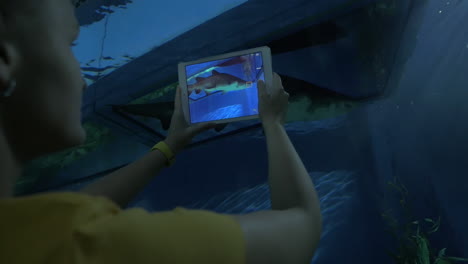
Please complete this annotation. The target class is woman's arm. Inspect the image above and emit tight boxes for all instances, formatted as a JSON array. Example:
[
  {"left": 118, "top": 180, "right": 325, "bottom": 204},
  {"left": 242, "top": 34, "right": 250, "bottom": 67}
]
[
  {"left": 80, "top": 138, "right": 182, "bottom": 208},
  {"left": 80, "top": 85, "right": 214, "bottom": 207}
]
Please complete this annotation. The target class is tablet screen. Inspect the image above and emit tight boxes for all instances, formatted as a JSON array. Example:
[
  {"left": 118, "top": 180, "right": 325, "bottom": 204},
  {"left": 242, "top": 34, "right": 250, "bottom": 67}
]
[{"left": 184, "top": 52, "right": 265, "bottom": 124}]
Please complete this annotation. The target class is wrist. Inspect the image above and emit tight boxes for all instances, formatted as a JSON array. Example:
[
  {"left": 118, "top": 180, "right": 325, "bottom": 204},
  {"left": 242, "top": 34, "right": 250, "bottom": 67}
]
[
  {"left": 262, "top": 120, "right": 283, "bottom": 130},
  {"left": 163, "top": 136, "right": 185, "bottom": 155}
]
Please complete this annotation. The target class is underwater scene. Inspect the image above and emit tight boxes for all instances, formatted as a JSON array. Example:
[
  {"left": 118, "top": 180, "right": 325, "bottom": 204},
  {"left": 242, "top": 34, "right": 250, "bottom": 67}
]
[
  {"left": 13, "top": 0, "right": 468, "bottom": 263},
  {"left": 185, "top": 53, "right": 264, "bottom": 123}
]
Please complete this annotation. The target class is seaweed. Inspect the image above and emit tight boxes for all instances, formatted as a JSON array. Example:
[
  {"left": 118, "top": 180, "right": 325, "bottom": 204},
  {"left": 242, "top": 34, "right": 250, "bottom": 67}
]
[{"left": 382, "top": 177, "right": 468, "bottom": 264}]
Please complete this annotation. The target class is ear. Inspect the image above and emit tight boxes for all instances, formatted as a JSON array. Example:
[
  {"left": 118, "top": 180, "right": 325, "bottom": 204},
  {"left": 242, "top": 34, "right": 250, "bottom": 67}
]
[{"left": 0, "top": 41, "right": 19, "bottom": 90}]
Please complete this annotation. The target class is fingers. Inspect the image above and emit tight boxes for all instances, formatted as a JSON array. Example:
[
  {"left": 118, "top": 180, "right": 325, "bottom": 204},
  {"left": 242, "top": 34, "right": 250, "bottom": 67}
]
[
  {"left": 273, "top": 73, "right": 289, "bottom": 103},
  {"left": 274, "top": 72, "right": 283, "bottom": 86},
  {"left": 273, "top": 73, "right": 284, "bottom": 97},
  {"left": 258, "top": 73, "right": 286, "bottom": 99}
]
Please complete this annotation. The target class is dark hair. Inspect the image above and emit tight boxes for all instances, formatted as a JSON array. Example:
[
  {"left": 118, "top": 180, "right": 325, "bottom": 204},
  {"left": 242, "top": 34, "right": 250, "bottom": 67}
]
[{"left": 75, "top": 0, "right": 87, "bottom": 8}]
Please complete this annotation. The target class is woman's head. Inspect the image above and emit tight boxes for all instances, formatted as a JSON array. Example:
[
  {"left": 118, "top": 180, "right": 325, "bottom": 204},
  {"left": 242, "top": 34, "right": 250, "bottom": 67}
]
[{"left": 0, "top": 0, "right": 87, "bottom": 164}]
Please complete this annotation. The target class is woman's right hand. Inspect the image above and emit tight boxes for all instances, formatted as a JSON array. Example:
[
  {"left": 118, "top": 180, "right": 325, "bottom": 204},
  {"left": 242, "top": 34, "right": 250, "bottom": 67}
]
[{"left": 257, "top": 73, "right": 289, "bottom": 126}]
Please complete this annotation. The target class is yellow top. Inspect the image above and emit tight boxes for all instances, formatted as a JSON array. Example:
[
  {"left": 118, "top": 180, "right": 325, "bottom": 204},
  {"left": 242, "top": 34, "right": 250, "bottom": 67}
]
[{"left": 0, "top": 192, "right": 246, "bottom": 264}]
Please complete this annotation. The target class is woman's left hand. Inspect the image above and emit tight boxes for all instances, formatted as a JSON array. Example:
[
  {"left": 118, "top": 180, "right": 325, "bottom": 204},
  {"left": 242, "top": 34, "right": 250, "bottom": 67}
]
[{"left": 164, "top": 85, "right": 216, "bottom": 154}]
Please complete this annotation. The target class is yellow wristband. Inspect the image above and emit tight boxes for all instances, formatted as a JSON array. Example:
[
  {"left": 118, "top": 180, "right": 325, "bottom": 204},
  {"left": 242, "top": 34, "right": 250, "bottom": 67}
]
[{"left": 151, "top": 141, "right": 175, "bottom": 167}]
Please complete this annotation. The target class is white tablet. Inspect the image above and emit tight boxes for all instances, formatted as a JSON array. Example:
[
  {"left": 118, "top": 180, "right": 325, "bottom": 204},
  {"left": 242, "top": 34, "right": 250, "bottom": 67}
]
[{"left": 178, "top": 46, "right": 273, "bottom": 125}]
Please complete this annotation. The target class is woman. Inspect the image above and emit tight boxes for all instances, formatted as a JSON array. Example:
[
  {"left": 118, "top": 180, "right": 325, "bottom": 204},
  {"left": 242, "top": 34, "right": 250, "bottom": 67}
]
[{"left": 0, "top": 0, "right": 322, "bottom": 263}]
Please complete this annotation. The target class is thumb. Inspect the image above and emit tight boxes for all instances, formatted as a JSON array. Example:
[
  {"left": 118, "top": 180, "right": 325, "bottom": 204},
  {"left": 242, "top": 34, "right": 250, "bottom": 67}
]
[
  {"left": 173, "top": 85, "right": 182, "bottom": 112},
  {"left": 190, "top": 122, "right": 217, "bottom": 135},
  {"left": 257, "top": 80, "right": 267, "bottom": 97}
]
